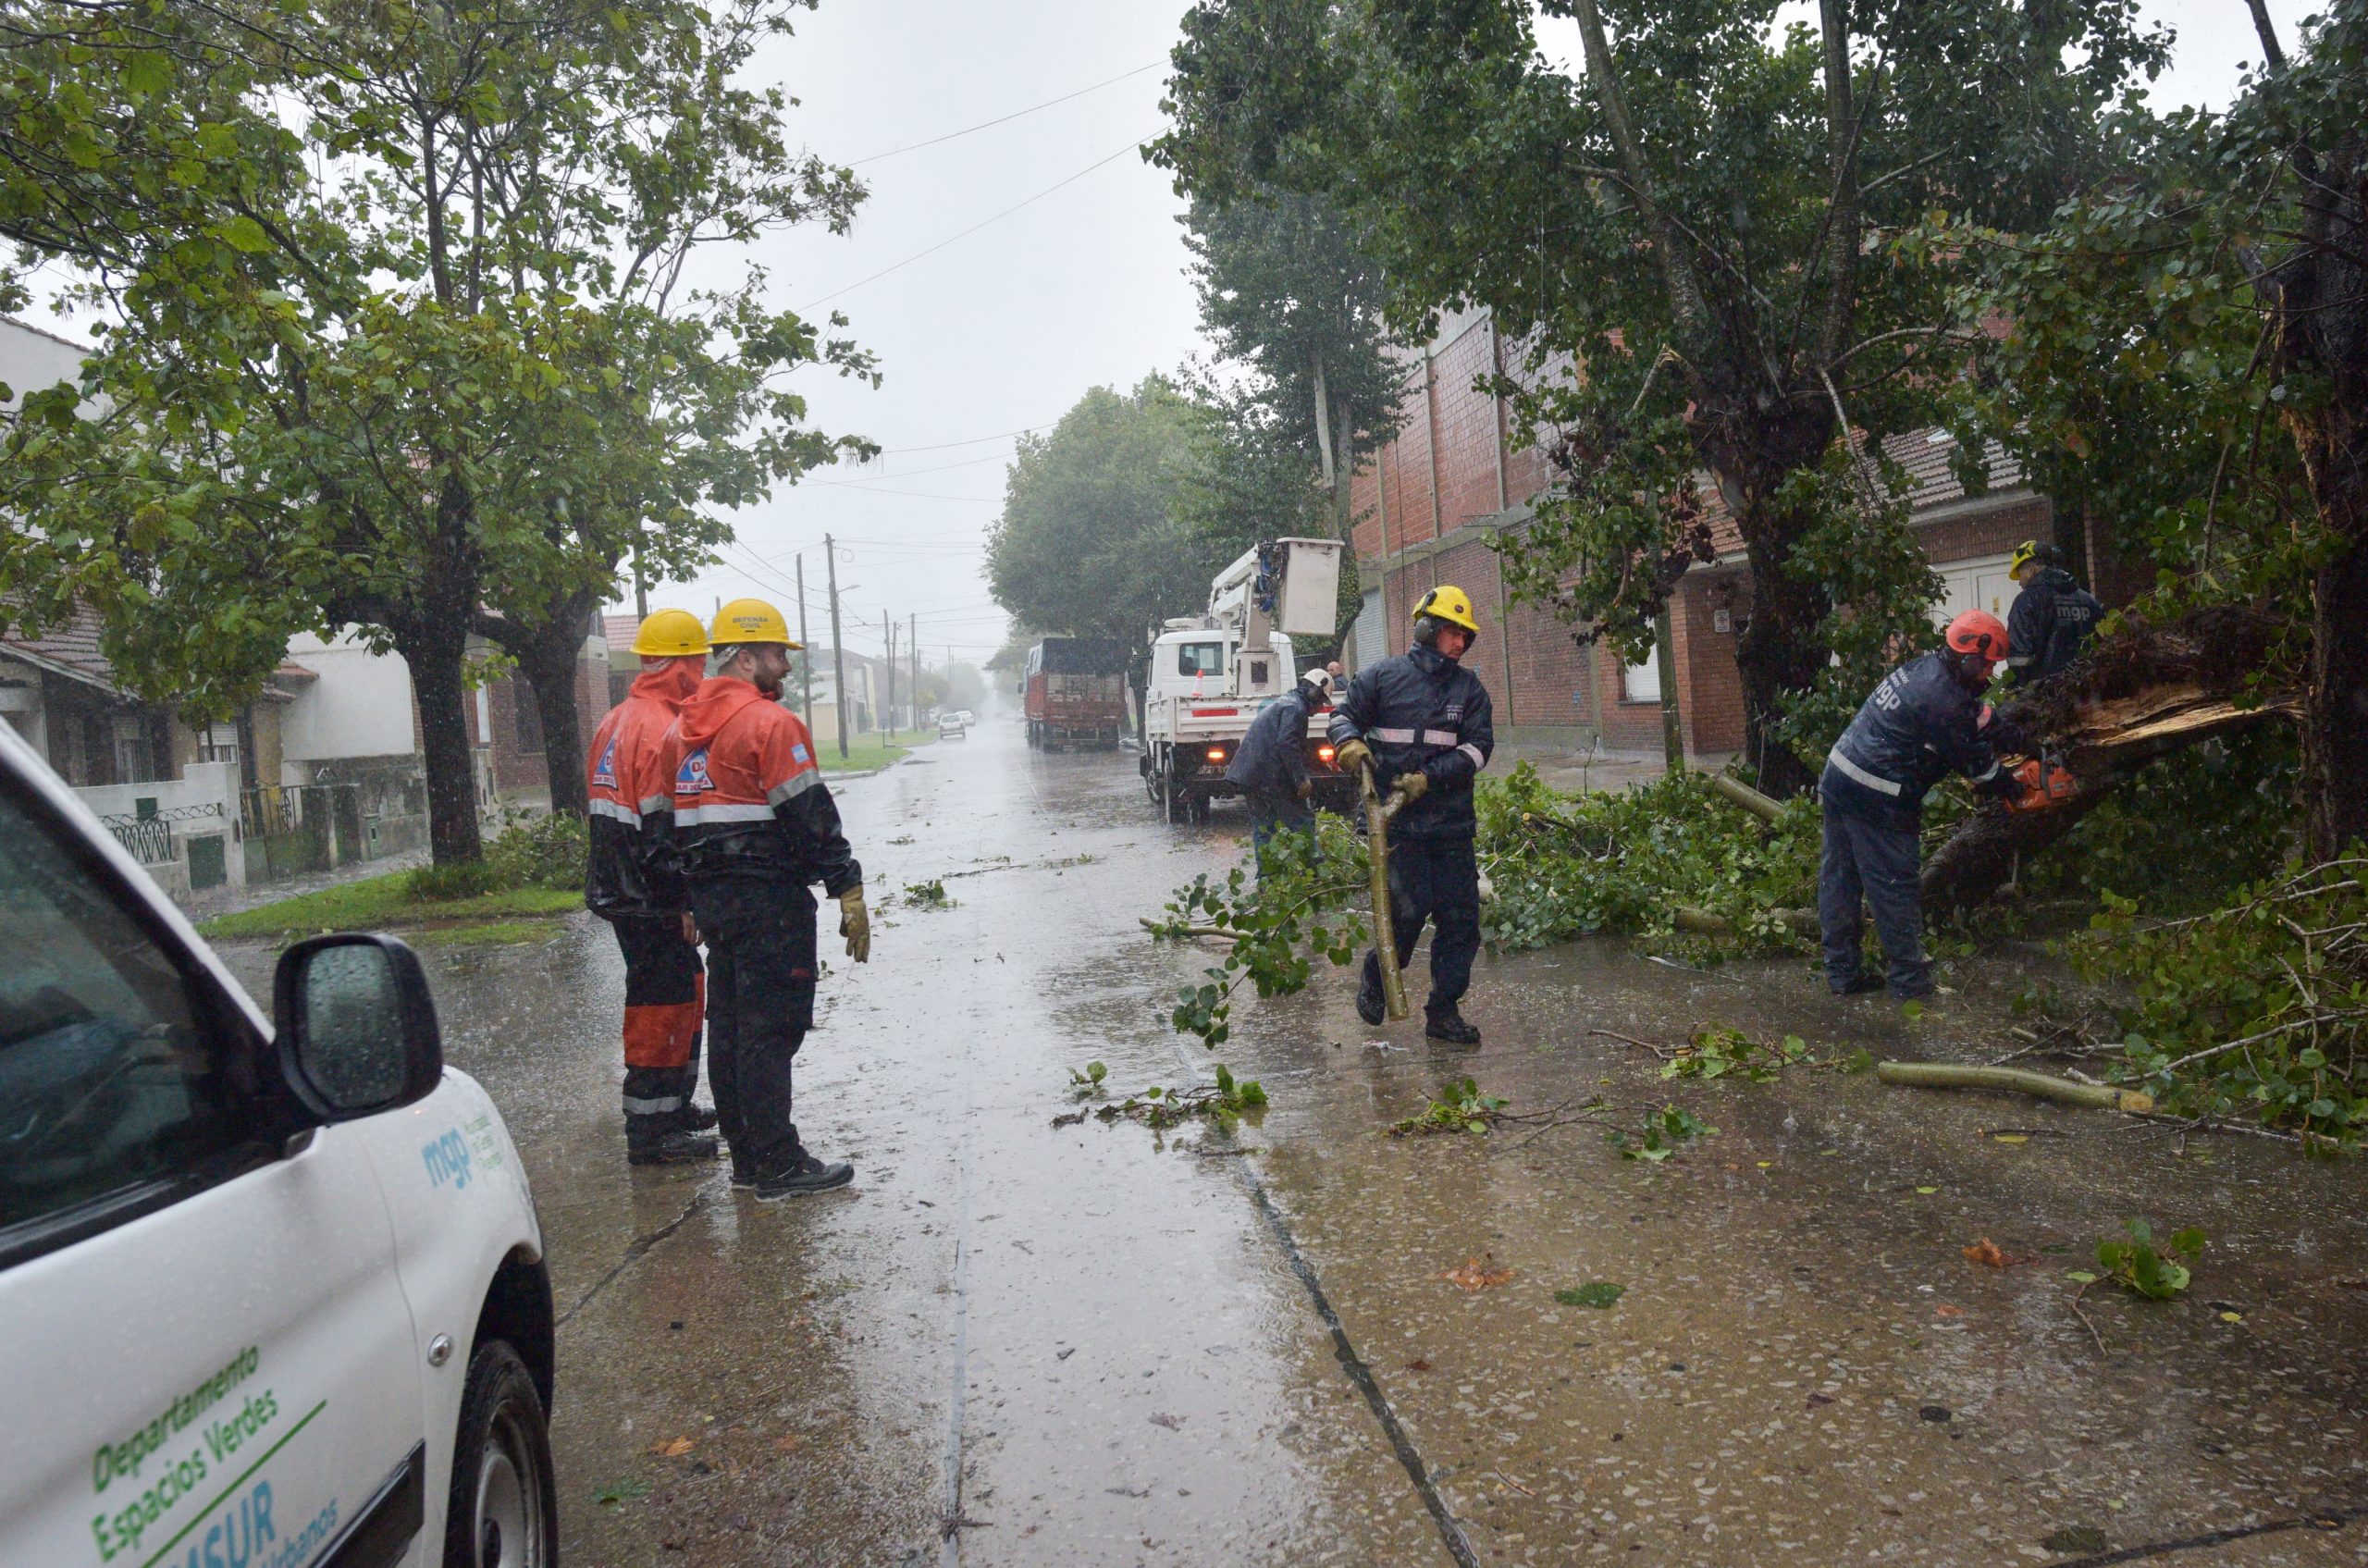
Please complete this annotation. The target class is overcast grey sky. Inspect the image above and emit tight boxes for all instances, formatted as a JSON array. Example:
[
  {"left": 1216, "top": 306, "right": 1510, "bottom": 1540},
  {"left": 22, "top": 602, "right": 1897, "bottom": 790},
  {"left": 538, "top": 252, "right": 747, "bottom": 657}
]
[{"left": 673, "top": 0, "right": 2314, "bottom": 669}]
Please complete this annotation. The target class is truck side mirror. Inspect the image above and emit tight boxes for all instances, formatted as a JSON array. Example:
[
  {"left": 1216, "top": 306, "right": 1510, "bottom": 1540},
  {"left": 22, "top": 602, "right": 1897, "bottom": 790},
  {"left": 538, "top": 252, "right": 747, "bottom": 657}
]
[{"left": 273, "top": 933, "right": 444, "bottom": 1120}]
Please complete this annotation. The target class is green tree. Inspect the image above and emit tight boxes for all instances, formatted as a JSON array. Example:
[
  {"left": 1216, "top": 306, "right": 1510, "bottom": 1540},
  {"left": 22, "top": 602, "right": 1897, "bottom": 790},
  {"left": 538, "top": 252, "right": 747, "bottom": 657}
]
[
  {"left": 1183, "top": 188, "right": 1397, "bottom": 512},
  {"left": 1937, "top": 1, "right": 2367, "bottom": 855},
  {"left": 1157, "top": 0, "right": 2169, "bottom": 790},
  {"left": 986, "top": 377, "right": 1223, "bottom": 648},
  {"left": 1, "top": 0, "right": 866, "bottom": 860}
]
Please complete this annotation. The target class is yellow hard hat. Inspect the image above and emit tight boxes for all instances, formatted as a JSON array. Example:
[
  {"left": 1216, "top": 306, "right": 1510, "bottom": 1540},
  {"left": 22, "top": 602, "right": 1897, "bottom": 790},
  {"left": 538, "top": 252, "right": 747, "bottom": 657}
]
[
  {"left": 709, "top": 597, "right": 801, "bottom": 649},
  {"left": 2009, "top": 539, "right": 2041, "bottom": 577},
  {"left": 1412, "top": 584, "right": 1480, "bottom": 635},
  {"left": 629, "top": 607, "right": 712, "bottom": 658}
]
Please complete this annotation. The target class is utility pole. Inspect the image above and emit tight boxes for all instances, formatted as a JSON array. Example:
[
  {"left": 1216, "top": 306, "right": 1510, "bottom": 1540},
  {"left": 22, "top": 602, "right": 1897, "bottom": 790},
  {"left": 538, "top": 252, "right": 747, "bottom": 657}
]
[
  {"left": 883, "top": 611, "right": 898, "bottom": 742},
  {"left": 795, "top": 553, "right": 814, "bottom": 733},
  {"left": 909, "top": 613, "right": 919, "bottom": 723},
  {"left": 825, "top": 534, "right": 849, "bottom": 759}
]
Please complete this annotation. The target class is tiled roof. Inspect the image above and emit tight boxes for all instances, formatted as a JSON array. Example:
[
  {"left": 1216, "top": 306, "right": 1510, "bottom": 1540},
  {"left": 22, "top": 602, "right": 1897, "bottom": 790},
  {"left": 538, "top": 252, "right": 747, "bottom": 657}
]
[
  {"left": 1699, "top": 427, "right": 2027, "bottom": 558},
  {"left": 1880, "top": 428, "right": 2024, "bottom": 510},
  {"left": 1, "top": 601, "right": 119, "bottom": 690}
]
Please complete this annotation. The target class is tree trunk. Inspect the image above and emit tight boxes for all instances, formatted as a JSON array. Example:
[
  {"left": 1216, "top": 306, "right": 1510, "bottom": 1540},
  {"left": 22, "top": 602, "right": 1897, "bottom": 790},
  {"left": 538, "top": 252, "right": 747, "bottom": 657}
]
[
  {"left": 402, "top": 622, "right": 484, "bottom": 867},
  {"left": 522, "top": 639, "right": 590, "bottom": 818},
  {"left": 2305, "top": 519, "right": 2368, "bottom": 856},
  {"left": 2276, "top": 124, "right": 2368, "bottom": 858},
  {"left": 1719, "top": 425, "right": 1839, "bottom": 796},
  {"left": 1921, "top": 604, "right": 2295, "bottom": 908},
  {"left": 482, "top": 590, "right": 600, "bottom": 819}
]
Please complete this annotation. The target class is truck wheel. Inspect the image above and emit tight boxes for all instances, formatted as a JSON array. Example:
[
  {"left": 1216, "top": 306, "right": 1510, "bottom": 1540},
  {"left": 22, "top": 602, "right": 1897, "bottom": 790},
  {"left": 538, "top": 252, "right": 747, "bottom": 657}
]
[
  {"left": 1189, "top": 792, "right": 1211, "bottom": 824},
  {"left": 444, "top": 1340, "right": 558, "bottom": 1568},
  {"left": 1161, "top": 771, "right": 1188, "bottom": 823}
]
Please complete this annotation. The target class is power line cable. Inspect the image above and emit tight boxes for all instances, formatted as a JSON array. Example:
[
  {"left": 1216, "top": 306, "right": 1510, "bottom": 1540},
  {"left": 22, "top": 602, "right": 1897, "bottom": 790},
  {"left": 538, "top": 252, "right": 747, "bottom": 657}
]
[
  {"left": 870, "top": 422, "right": 1057, "bottom": 455},
  {"left": 847, "top": 61, "right": 1162, "bottom": 166},
  {"left": 803, "top": 135, "right": 1153, "bottom": 310}
]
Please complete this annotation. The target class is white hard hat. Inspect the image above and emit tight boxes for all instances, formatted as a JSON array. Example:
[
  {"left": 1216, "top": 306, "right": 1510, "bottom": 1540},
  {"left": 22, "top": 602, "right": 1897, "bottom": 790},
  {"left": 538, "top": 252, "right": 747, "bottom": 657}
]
[{"left": 1302, "top": 666, "right": 1336, "bottom": 695}]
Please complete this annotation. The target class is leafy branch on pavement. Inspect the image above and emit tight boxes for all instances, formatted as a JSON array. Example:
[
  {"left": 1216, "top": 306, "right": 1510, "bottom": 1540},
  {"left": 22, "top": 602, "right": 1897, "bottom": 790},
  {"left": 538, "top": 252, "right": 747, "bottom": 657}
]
[
  {"left": 1663, "top": 1027, "right": 1873, "bottom": 1081},
  {"left": 2090, "top": 1219, "right": 2206, "bottom": 1301},
  {"left": 1050, "top": 1064, "right": 1267, "bottom": 1132},
  {"left": 1386, "top": 1078, "right": 1609, "bottom": 1142},
  {"left": 1067, "top": 1061, "right": 1108, "bottom": 1099},
  {"left": 1606, "top": 1105, "right": 1718, "bottom": 1164},
  {"left": 1150, "top": 815, "right": 1372, "bottom": 1049}
]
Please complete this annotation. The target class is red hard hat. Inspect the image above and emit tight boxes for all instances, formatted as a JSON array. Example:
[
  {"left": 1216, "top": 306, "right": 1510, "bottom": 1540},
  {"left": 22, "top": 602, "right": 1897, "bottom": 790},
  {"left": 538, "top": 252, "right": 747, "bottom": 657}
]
[{"left": 1945, "top": 610, "right": 2009, "bottom": 663}]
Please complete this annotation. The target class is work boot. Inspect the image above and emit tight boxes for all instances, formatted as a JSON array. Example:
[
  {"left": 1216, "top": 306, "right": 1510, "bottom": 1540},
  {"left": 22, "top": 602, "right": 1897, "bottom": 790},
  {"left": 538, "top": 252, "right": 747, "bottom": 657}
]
[
  {"left": 1831, "top": 972, "right": 1884, "bottom": 996},
  {"left": 753, "top": 1153, "right": 856, "bottom": 1201},
  {"left": 1424, "top": 1008, "right": 1482, "bottom": 1046},
  {"left": 627, "top": 1129, "right": 721, "bottom": 1167},
  {"left": 1355, "top": 953, "right": 1387, "bottom": 1028},
  {"left": 679, "top": 1103, "right": 720, "bottom": 1133}
]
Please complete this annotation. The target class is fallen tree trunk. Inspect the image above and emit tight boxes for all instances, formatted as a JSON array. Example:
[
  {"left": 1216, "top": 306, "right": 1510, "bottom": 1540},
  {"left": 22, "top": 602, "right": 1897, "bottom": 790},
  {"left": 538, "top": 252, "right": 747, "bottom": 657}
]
[
  {"left": 1922, "top": 605, "right": 2300, "bottom": 909},
  {"left": 1708, "top": 772, "right": 1784, "bottom": 822},
  {"left": 1876, "top": 1060, "right": 2155, "bottom": 1113}
]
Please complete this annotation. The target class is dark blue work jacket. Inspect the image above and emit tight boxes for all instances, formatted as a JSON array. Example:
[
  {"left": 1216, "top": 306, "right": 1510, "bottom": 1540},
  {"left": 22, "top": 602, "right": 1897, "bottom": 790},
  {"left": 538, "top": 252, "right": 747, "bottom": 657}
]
[
  {"left": 1328, "top": 645, "right": 1495, "bottom": 842},
  {"left": 1820, "top": 651, "right": 2005, "bottom": 828},
  {"left": 2006, "top": 567, "right": 2103, "bottom": 680},
  {"left": 1226, "top": 688, "right": 1315, "bottom": 797}
]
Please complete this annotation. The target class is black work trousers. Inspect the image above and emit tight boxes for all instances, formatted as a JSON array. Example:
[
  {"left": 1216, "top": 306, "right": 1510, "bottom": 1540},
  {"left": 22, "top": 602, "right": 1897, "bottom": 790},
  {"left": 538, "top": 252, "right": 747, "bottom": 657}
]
[
  {"left": 1361, "top": 834, "right": 1482, "bottom": 1019},
  {"left": 689, "top": 879, "right": 820, "bottom": 1175},
  {"left": 612, "top": 915, "right": 705, "bottom": 1142},
  {"left": 1818, "top": 804, "right": 1931, "bottom": 997}
]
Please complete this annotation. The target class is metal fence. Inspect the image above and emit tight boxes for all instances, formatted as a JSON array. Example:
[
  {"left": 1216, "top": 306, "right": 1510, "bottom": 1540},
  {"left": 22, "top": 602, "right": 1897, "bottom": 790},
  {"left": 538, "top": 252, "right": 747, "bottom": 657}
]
[
  {"left": 101, "top": 814, "right": 175, "bottom": 865},
  {"left": 99, "top": 800, "right": 226, "bottom": 867}
]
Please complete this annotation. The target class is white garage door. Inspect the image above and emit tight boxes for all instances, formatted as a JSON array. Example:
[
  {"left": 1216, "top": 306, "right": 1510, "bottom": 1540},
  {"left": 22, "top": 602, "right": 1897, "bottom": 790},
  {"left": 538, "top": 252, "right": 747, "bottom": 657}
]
[{"left": 1933, "top": 552, "right": 2016, "bottom": 627}]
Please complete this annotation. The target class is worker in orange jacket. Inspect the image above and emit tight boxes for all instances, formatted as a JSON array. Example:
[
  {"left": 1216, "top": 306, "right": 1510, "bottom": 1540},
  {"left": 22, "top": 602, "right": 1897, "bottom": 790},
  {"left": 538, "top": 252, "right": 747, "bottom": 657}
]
[
  {"left": 587, "top": 608, "right": 720, "bottom": 1166},
  {"left": 665, "top": 598, "right": 870, "bottom": 1200}
]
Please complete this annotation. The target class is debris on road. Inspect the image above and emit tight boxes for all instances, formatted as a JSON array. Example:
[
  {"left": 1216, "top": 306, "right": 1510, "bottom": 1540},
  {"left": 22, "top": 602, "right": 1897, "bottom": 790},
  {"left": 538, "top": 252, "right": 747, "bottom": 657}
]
[{"left": 1876, "top": 1060, "right": 2154, "bottom": 1112}]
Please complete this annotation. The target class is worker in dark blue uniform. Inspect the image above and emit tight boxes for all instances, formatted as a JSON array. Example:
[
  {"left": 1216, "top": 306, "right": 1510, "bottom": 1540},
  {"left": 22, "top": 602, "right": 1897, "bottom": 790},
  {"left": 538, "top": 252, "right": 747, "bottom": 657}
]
[
  {"left": 1331, "top": 586, "right": 1495, "bottom": 1044},
  {"left": 1227, "top": 666, "right": 1335, "bottom": 866},
  {"left": 2004, "top": 540, "right": 2103, "bottom": 681},
  {"left": 1819, "top": 611, "right": 2026, "bottom": 999}
]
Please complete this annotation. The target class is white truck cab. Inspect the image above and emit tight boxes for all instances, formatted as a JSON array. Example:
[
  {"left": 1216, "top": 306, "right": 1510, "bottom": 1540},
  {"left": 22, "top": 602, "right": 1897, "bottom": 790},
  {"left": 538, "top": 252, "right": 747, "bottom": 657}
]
[
  {"left": 1139, "top": 537, "right": 1345, "bottom": 823},
  {"left": 0, "top": 720, "right": 557, "bottom": 1568}
]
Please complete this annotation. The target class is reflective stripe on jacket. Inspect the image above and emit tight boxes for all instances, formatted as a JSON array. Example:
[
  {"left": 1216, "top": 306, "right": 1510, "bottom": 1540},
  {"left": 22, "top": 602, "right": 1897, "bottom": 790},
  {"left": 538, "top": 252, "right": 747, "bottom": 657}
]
[
  {"left": 2005, "top": 567, "right": 2103, "bottom": 679},
  {"left": 664, "top": 678, "right": 862, "bottom": 897},
  {"left": 1327, "top": 645, "right": 1494, "bottom": 841},
  {"left": 1819, "top": 650, "right": 2002, "bottom": 827},
  {"left": 586, "top": 661, "right": 700, "bottom": 920}
]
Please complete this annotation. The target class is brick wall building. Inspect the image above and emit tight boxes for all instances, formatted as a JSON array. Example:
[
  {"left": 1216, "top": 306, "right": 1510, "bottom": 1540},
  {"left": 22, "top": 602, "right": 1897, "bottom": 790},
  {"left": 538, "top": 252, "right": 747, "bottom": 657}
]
[{"left": 1346, "top": 308, "right": 2117, "bottom": 762}]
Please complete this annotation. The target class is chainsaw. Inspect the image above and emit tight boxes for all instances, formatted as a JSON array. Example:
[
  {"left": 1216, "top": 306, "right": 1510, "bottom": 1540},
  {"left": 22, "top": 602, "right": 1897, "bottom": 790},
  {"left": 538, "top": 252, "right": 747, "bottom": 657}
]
[{"left": 2003, "top": 751, "right": 2079, "bottom": 813}]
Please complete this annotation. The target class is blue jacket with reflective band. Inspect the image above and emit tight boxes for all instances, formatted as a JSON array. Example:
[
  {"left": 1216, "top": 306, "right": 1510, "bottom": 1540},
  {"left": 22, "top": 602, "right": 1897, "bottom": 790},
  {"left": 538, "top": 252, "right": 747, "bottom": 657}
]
[
  {"left": 1328, "top": 645, "right": 1495, "bottom": 842},
  {"left": 1226, "top": 686, "right": 1316, "bottom": 797},
  {"left": 2005, "top": 566, "right": 2103, "bottom": 680},
  {"left": 1820, "top": 651, "right": 2004, "bottom": 828}
]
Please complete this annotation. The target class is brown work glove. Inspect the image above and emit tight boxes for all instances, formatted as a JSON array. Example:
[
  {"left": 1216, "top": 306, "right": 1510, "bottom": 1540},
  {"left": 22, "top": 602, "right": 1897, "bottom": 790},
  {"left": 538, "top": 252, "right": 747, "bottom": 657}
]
[
  {"left": 680, "top": 910, "right": 698, "bottom": 945},
  {"left": 1294, "top": 778, "right": 1314, "bottom": 799},
  {"left": 1393, "top": 771, "right": 1430, "bottom": 802},
  {"left": 838, "top": 886, "right": 870, "bottom": 963},
  {"left": 1334, "top": 737, "right": 1373, "bottom": 778}
]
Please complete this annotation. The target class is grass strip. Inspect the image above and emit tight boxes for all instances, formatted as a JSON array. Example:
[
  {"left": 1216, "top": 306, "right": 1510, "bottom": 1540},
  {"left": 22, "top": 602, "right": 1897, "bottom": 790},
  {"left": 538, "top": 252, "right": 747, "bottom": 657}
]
[{"left": 198, "top": 870, "right": 581, "bottom": 942}]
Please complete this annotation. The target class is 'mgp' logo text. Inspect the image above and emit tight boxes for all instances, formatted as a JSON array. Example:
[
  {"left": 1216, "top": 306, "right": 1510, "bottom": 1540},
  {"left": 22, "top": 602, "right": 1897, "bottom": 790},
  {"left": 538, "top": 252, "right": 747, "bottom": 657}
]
[{"left": 422, "top": 1130, "right": 473, "bottom": 1190}]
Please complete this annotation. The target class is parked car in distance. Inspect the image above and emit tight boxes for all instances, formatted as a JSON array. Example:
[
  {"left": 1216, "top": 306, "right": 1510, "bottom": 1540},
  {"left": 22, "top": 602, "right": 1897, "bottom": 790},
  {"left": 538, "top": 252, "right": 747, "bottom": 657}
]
[
  {"left": 954, "top": 710, "right": 975, "bottom": 726},
  {"left": 939, "top": 711, "right": 968, "bottom": 739},
  {"left": 0, "top": 719, "right": 558, "bottom": 1568}
]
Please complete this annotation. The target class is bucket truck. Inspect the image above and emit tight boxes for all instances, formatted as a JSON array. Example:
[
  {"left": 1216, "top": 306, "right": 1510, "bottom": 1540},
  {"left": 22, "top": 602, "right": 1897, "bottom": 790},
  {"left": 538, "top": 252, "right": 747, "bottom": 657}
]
[{"left": 1138, "top": 537, "right": 1348, "bottom": 824}]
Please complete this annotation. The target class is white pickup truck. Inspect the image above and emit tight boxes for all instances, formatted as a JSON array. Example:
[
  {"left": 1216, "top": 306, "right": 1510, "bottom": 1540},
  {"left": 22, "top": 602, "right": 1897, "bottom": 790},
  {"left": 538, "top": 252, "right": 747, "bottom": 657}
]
[
  {"left": 1139, "top": 537, "right": 1348, "bottom": 823},
  {"left": 0, "top": 719, "right": 557, "bottom": 1568}
]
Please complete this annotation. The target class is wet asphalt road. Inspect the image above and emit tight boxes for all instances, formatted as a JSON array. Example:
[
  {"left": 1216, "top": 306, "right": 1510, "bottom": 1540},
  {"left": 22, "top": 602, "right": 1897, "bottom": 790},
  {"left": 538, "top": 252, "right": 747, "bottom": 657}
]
[{"left": 224, "top": 713, "right": 2368, "bottom": 1566}]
